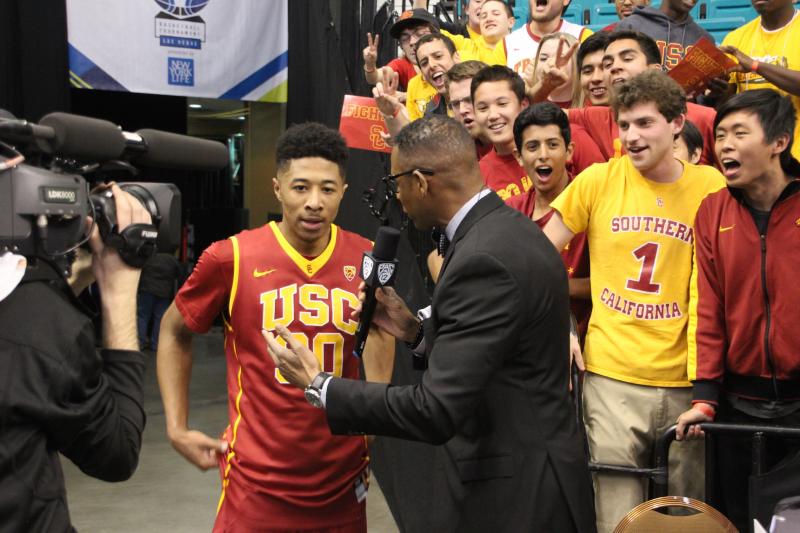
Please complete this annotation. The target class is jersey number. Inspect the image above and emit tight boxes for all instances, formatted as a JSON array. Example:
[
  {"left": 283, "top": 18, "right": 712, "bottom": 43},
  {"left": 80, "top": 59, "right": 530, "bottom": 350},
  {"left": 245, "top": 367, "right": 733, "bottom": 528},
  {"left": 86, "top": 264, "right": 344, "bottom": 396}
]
[
  {"left": 626, "top": 242, "right": 661, "bottom": 294},
  {"left": 274, "top": 332, "right": 345, "bottom": 384}
]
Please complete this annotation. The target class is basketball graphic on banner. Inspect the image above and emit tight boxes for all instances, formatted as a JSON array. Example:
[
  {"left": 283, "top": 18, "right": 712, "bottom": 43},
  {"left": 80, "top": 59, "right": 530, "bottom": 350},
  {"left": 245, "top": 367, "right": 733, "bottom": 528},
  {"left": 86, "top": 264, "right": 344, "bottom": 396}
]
[{"left": 155, "top": 0, "right": 210, "bottom": 18}]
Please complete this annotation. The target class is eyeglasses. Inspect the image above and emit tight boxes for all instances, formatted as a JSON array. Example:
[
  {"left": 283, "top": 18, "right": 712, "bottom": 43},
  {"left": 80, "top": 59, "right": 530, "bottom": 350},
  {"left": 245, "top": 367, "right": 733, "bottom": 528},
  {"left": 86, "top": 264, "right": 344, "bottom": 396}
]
[
  {"left": 399, "top": 28, "right": 432, "bottom": 45},
  {"left": 448, "top": 96, "right": 472, "bottom": 112},
  {"left": 382, "top": 168, "right": 434, "bottom": 194}
]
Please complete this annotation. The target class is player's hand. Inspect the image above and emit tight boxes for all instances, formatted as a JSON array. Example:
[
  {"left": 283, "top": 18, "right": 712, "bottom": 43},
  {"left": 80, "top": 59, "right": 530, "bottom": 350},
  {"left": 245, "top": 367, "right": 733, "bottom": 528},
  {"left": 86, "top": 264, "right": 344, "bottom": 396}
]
[
  {"left": 263, "top": 325, "right": 321, "bottom": 389},
  {"left": 719, "top": 45, "right": 755, "bottom": 73},
  {"left": 351, "top": 283, "right": 419, "bottom": 343},
  {"left": 169, "top": 428, "right": 228, "bottom": 471},
  {"left": 675, "top": 404, "right": 713, "bottom": 441},
  {"left": 363, "top": 32, "right": 380, "bottom": 71}
]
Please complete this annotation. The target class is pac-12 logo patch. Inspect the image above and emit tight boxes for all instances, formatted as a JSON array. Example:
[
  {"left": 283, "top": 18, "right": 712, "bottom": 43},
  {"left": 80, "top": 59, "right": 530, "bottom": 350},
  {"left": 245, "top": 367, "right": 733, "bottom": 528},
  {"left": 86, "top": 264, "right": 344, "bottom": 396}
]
[
  {"left": 343, "top": 265, "right": 356, "bottom": 282},
  {"left": 362, "top": 255, "right": 374, "bottom": 280},
  {"left": 377, "top": 263, "right": 395, "bottom": 285}
]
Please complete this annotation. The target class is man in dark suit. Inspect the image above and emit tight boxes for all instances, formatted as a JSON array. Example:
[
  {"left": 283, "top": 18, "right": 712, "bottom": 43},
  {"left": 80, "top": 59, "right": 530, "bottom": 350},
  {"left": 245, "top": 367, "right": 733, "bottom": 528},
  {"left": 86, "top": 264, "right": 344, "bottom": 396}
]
[{"left": 264, "top": 115, "right": 595, "bottom": 532}]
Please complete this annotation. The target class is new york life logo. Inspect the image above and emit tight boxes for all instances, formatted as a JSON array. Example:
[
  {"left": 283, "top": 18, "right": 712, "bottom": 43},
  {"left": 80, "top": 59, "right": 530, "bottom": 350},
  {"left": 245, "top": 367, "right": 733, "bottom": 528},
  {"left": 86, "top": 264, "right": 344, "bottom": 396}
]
[
  {"left": 155, "top": 0, "right": 208, "bottom": 86},
  {"left": 168, "top": 57, "right": 194, "bottom": 86}
]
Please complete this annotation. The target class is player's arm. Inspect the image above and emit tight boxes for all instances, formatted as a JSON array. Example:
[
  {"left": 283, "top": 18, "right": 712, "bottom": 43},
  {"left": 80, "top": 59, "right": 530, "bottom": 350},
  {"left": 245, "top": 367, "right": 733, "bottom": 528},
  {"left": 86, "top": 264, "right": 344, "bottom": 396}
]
[
  {"left": 543, "top": 211, "right": 576, "bottom": 252},
  {"left": 362, "top": 327, "right": 396, "bottom": 384},
  {"left": 157, "top": 302, "right": 226, "bottom": 470}
]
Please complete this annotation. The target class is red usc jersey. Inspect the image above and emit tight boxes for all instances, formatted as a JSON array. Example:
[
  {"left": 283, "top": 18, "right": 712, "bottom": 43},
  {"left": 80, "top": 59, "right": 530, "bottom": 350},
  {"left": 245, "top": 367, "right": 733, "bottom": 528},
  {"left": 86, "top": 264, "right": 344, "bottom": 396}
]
[{"left": 175, "top": 222, "right": 372, "bottom": 530}]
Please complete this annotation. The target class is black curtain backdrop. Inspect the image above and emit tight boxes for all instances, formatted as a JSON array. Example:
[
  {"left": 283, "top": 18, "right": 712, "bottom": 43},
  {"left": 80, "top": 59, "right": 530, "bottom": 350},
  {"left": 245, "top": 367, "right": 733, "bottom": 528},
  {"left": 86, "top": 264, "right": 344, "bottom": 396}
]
[{"left": 0, "top": 1, "right": 70, "bottom": 121}]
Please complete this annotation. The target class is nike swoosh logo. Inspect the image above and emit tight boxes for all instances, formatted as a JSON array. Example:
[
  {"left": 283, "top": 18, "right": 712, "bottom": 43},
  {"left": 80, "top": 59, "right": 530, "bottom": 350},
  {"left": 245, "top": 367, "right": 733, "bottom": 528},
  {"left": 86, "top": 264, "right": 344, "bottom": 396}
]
[
  {"left": 719, "top": 225, "right": 735, "bottom": 233},
  {"left": 253, "top": 268, "right": 276, "bottom": 278}
]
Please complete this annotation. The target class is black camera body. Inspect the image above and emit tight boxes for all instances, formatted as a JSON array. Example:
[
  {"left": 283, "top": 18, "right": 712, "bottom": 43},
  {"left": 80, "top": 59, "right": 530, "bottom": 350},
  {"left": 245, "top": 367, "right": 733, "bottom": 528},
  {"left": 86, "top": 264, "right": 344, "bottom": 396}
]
[
  {"left": 0, "top": 162, "right": 90, "bottom": 259},
  {"left": 1, "top": 151, "right": 181, "bottom": 270},
  {"left": 90, "top": 182, "right": 181, "bottom": 267},
  {"left": 0, "top": 110, "right": 228, "bottom": 272}
]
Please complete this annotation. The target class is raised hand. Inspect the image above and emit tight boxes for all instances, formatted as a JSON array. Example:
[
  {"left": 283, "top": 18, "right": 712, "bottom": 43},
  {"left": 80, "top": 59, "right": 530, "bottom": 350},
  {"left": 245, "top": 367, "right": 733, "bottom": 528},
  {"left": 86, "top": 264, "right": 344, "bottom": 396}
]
[
  {"left": 363, "top": 32, "right": 380, "bottom": 71},
  {"left": 373, "top": 68, "right": 402, "bottom": 117},
  {"left": 542, "top": 36, "right": 578, "bottom": 88}
]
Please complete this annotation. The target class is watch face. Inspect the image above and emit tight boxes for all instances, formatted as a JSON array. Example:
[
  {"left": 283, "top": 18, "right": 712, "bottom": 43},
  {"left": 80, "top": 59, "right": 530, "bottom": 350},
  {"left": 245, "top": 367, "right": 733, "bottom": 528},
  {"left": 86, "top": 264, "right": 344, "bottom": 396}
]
[{"left": 304, "top": 388, "right": 323, "bottom": 408}]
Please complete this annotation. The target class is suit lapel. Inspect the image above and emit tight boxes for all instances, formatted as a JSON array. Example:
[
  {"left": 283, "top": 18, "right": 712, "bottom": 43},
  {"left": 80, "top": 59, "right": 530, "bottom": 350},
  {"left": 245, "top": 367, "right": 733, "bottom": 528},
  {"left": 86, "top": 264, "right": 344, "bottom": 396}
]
[{"left": 437, "top": 192, "right": 503, "bottom": 279}]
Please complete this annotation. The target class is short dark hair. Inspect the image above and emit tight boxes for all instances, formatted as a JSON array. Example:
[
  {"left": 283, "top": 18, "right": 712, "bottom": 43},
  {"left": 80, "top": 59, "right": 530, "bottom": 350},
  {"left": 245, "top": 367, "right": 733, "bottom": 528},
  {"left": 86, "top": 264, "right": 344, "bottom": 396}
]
[
  {"left": 715, "top": 89, "right": 800, "bottom": 174},
  {"left": 611, "top": 70, "right": 686, "bottom": 122},
  {"left": 679, "top": 119, "right": 703, "bottom": 159},
  {"left": 577, "top": 31, "right": 610, "bottom": 70},
  {"left": 481, "top": 0, "right": 514, "bottom": 18},
  {"left": 513, "top": 102, "right": 571, "bottom": 152},
  {"left": 416, "top": 33, "right": 456, "bottom": 56},
  {"left": 276, "top": 123, "right": 348, "bottom": 179},
  {"left": 607, "top": 30, "right": 662, "bottom": 66},
  {"left": 395, "top": 115, "right": 475, "bottom": 167},
  {"left": 447, "top": 60, "right": 488, "bottom": 83},
  {"left": 470, "top": 65, "right": 526, "bottom": 103}
]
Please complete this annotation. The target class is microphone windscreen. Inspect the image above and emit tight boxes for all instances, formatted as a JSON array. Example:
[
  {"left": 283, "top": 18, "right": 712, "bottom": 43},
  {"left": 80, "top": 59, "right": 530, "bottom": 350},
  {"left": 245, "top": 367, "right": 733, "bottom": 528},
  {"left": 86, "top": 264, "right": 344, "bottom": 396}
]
[
  {"left": 38, "top": 112, "right": 126, "bottom": 161},
  {"left": 0, "top": 109, "right": 17, "bottom": 120},
  {"left": 372, "top": 226, "right": 401, "bottom": 260},
  {"left": 134, "top": 129, "right": 229, "bottom": 171}
]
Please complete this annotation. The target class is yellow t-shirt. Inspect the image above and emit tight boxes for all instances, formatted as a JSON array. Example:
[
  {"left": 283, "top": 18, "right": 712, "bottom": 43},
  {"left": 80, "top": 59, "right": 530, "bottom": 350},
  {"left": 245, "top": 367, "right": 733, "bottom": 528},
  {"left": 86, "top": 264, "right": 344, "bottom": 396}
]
[
  {"left": 550, "top": 156, "right": 725, "bottom": 387},
  {"left": 722, "top": 10, "right": 800, "bottom": 161},
  {"left": 442, "top": 29, "right": 500, "bottom": 64},
  {"left": 405, "top": 74, "right": 437, "bottom": 121}
]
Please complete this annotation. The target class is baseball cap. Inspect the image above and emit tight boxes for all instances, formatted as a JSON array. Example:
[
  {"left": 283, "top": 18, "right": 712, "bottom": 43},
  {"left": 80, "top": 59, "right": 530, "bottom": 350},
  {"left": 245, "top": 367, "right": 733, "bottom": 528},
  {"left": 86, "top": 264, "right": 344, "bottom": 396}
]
[{"left": 389, "top": 9, "right": 440, "bottom": 39}]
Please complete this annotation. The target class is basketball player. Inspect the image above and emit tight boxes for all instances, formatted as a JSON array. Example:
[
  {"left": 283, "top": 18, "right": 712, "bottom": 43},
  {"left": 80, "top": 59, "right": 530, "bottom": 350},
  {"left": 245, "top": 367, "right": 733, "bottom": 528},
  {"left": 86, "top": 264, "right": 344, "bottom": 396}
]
[{"left": 157, "top": 123, "right": 392, "bottom": 532}]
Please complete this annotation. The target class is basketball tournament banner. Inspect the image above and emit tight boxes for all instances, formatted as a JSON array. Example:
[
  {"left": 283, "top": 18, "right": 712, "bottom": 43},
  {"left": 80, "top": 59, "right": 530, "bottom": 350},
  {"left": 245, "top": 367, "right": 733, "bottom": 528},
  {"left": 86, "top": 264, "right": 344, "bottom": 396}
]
[
  {"left": 339, "top": 95, "right": 392, "bottom": 154},
  {"left": 668, "top": 39, "right": 736, "bottom": 95},
  {"left": 66, "top": 0, "right": 288, "bottom": 102}
]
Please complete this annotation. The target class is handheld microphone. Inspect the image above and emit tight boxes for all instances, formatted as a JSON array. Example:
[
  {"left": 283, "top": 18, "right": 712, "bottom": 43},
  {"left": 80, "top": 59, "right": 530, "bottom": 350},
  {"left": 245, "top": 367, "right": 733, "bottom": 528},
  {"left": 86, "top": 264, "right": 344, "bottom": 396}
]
[{"left": 353, "top": 226, "right": 400, "bottom": 358}]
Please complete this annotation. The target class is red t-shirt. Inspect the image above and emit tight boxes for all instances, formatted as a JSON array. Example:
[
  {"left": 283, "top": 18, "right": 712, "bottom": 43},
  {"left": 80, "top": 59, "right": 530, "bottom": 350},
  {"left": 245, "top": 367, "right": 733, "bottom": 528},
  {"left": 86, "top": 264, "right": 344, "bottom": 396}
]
[
  {"left": 387, "top": 57, "right": 417, "bottom": 91},
  {"left": 568, "top": 103, "right": 717, "bottom": 166},
  {"left": 479, "top": 149, "right": 530, "bottom": 201},
  {"left": 569, "top": 124, "right": 605, "bottom": 175},
  {"left": 176, "top": 222, "right": 371, "bottom": 530},
  {"left": 505, "top": 186, "right": 592, "bottom": 342},
  {"left": 475, "top": 139, "right": 493, "bottom": 160}
]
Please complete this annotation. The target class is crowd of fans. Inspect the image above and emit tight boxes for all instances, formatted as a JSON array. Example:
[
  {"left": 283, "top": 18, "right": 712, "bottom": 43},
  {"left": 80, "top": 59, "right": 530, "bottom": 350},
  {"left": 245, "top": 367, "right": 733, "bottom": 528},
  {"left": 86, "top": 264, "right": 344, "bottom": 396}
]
[{"left": 364, "top": 0, "right": 800, "bottom": 530}]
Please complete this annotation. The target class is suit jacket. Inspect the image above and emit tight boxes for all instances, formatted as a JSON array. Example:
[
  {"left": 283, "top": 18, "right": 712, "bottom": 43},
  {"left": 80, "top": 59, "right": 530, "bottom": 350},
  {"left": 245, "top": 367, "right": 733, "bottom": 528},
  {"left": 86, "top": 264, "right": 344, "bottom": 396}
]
[{"left": 326, "top": 193, "right": 596, "bottom": 532}]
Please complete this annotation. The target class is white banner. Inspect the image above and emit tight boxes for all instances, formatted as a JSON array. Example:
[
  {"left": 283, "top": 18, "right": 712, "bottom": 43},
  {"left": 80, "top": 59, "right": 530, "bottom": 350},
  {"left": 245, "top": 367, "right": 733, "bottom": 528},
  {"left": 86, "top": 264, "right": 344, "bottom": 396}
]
[{"left": 67, "top": 0, "right": 288, "bottom": 102}]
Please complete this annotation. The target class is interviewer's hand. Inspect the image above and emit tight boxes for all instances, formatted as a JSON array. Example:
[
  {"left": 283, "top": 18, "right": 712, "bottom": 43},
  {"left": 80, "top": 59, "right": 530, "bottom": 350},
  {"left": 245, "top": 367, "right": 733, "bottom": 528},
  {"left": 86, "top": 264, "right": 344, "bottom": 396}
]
[
  {"left": 675, "top": 404, "right": 713, "bottom": 441},
  {"left": 351, "top": 283, "right": 419, "bottom": 343},
  {"left": 168, "top": 428, "right": 227, "bottom": 471},
  {"left": 262, "top": 325, "right": 321, "bottom": 389}
]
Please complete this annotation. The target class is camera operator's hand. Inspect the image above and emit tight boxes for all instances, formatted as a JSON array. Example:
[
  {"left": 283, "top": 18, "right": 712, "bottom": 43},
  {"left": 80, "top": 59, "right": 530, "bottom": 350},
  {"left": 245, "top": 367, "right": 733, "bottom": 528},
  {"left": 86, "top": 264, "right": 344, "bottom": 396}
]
[{"left": 88, "top": 183, "right": 152, "bottom": 350}]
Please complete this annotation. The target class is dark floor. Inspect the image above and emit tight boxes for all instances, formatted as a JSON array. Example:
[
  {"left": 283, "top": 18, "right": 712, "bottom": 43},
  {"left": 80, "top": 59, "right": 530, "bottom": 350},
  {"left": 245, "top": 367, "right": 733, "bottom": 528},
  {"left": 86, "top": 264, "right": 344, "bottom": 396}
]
[{"left": 62, "top": 327, "right": 398, "bottom": 532}]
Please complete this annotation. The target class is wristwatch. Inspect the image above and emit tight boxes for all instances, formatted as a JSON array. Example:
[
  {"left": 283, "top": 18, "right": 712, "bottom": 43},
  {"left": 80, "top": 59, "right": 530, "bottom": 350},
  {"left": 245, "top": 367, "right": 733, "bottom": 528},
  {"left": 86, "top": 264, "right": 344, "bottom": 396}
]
[{"left": 304, "top": 372, "right": 331, "bottom": 408}]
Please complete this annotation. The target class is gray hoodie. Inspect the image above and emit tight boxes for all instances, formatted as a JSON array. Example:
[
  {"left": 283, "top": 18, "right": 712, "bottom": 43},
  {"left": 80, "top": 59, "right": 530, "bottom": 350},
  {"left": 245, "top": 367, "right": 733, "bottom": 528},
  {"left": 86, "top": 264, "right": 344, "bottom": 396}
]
[{"left": 615, "top": 6, "right": 715, "bottom": 71}]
